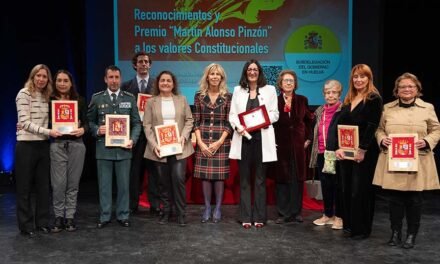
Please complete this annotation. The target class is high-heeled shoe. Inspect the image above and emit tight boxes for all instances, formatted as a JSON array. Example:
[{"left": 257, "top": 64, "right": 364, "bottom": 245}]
[
  {"left": 242, "top": 222, "right": 252, "bottom": 229},
  {"left": 201, "top": 207, "right": 211, "bottom": 223},
  {"left": 212, "top": 208, "right": 221, "bottom": 223},
  {"left": 255, "top": 222, "right": 265, "bottom": 228}
]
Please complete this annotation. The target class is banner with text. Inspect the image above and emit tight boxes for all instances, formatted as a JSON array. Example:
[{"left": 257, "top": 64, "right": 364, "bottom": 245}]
[{"left": 115, "top": 0, "right": 352, "bottom": 105}]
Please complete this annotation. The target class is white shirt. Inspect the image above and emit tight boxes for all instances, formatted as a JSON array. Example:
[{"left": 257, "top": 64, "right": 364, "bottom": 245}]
[
  {"left": 107, "top": 88, "right": 120, "bottom": 100},
  {"left": 161, "top": 97, "right": 176, "bottom": 124}
]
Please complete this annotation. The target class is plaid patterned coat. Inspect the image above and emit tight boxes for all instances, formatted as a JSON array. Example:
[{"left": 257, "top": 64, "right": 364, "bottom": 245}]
[{"left": 193, "top": 92, "right": 232, "bottom": 180}]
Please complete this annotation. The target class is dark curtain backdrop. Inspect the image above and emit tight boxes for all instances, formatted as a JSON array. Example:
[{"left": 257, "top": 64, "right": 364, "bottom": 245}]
[{"left": 1, "top": 0, "right": 439, "bottom": 181}]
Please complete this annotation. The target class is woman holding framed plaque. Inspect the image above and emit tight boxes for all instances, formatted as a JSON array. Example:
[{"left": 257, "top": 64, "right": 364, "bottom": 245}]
[
  {"left": 193, "top": 63, "right": 232, "bottom": 223},
  {"left": 143, "top": 70, "right": 194, "bottom": 227},
  {"left": 373, "top": 73, "right": 440, "bottom": 249},
  {"left": 49, "top": 70, "right": 88, "bottom": 232},
  {"left": 334, "top": 64, "right": 383, "bottom": 239},
  {"left": 272, "top": 69, "right": 314, "bottom": 225},
  {"left": 229, "top": 59, "right": 279, "bottom": 229},
  {"left": 15, "top": 64, "right": 61, "bottom": 237}
]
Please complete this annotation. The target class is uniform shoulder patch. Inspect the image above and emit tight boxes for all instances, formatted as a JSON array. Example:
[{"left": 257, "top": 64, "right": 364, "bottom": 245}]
[
  {"left": 91, "top": 90, "right": 105, "bottom": 97},
  {"left": 122, "top": 91, "right": 134, "bottom": 97}
]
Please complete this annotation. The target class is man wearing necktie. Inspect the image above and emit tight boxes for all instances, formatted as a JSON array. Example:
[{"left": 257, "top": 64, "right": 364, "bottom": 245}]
[
  {"left": 121, "top": 52, "right": 160, "bottom": 216},
  {"left": 88, "top": 65, "right": 141, "bottom": 228}
]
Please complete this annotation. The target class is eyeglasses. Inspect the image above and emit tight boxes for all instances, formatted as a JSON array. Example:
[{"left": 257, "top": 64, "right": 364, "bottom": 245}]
[
  {"left": 398, "top": 85, "right": 417, "bottom": 90},
  {"left": 282, "top": 79, "right": 295, "bottom": 84}
]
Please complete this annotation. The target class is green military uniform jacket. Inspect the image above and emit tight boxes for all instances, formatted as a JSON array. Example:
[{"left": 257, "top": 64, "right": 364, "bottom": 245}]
[{"left": 87, "top": 89, "right": 141, "bottom": 160}]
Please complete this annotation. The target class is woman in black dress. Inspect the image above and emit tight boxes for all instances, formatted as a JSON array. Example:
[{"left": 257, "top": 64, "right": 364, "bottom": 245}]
[{"left": 335, "top": 64, "right": 383, "bottom": 239}]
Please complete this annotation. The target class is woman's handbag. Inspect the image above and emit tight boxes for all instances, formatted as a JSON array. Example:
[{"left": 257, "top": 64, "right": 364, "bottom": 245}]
[
  {"left": 321, "top": 111, "right": 337, "bottom": 174},
  {"left": 322, "top": 150, "right": 337, "bottom": 174},
  {"left": 305, "top": 177, "right": 323, "bottom": 200}
]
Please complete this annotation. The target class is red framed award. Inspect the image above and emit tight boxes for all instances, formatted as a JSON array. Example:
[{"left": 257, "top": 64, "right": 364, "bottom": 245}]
[
  {"left": 105, "top": 114, "right": 130, "bottom": 147},
  {"left": 51, "top": 100, "right": 78, "bottom": 134},
  {"left": 155, "top": 122, "right": 183, "bottom": 157},
  {"left": 238, "top": 105, "right": 271, "bottom": 133},
  {"left": 388, "top": 133, "right": 418, "bottom": 172},
  {"left": 337, "top": 125, "right": 359, "bottom": 160},
  {"left": 137, "top": 93, "right": 152, "bottom": 121}
]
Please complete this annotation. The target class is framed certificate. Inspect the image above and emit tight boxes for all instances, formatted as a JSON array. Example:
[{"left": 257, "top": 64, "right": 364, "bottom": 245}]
[
  {"left": 137, "top": 93, "right": 152, "bottom": 121},
  {"left": 105, "top": 114, "right": 130, "bottom": 147},
  {"left": 155, "top": 123, "right": 183, "bottom": 157},
  {"left": 238, "top": 105, "right": 271, "bottom": 133},
  {"left": 337, "top": 125, "right": 359, "bottom": 160},
  {"left": 51, "top": 100, "right": 78, "bottom": 134},
  {"left": 388, "top": 133, "right": 418, "bottom": 172}
]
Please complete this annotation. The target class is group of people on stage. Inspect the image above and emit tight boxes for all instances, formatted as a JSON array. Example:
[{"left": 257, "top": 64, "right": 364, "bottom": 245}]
[{"left": 15, "top": 54, "right": 440, "bottom": 250}]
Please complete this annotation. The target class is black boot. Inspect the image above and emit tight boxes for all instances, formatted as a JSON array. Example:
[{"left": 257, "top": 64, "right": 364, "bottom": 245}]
[
  {"left": 387, "top": 230, "right": 402, "bottom": 246},
  {"left": 402, "top": 234, "right": 416, "bottom": 249}
]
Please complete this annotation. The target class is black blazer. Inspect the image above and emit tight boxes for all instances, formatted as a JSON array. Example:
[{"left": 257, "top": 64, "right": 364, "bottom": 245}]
[{"left": 121, "top": 76, "right": 155, "bottom": 97}]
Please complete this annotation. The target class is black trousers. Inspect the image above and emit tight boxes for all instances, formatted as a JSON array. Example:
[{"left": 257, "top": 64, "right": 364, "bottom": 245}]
[
  {"left": 276, "top": 180, "right": 303, "bottom": 219},
  {"left": 385, "top": 190, "right": 422, "bottom": 235},
  {"left": 155, "top": 156, "right": 187, "bottom": 217},
  {"left": 239, "top": 137, "right": 267, "bottom": 223},
  {"left": 146, "top": 159, "right": 160, "bottom": 210},
  {"left": 317, "top": 153, "right": 343, "bottom": 217},
  {"left": 14, "top": 141, "right": 50, "bottom": 232}
]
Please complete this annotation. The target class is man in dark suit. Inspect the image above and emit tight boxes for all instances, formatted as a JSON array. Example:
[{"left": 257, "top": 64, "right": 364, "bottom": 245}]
[
  {"left": 121, "top": 52, "right": 161, "bottom": 216},
  {"left": 88, "top": 65, "right": 141, "bottom": 228}
]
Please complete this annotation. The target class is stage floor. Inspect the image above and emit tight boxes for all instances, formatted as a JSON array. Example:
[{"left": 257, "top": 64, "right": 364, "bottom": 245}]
[{"left": 1, "top": 186, "right": 440, "bottom": 264}]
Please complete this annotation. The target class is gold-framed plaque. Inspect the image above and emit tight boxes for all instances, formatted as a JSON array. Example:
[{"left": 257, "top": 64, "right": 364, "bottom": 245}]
[
  {"left": 105, "top": 114, "right": 130, "bottom": 147},
  {"left": 137, "top": 93, "right": 152, "bottom": 121},
  {"left": 388, "top": 133, "right": 418, "bottom": 172},
  {"left": 337, "top": 125, "right": 359, "bottom": 160},
  {"left": 51, "top": 100, "right": 78, "bottom": 134},
  {"left": 155, "top": 122, "right": 183, "bottom": 157}
]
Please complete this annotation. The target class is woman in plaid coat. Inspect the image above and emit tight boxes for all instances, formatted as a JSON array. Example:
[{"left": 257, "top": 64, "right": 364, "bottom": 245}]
[{"left": 193, "top": 63, "right": 232, "bottom": 223}]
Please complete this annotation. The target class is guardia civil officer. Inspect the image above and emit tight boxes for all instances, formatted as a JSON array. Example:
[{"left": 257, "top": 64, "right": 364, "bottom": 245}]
[{"left": 87, "top": 65, "right": 141, "bottom": 228}]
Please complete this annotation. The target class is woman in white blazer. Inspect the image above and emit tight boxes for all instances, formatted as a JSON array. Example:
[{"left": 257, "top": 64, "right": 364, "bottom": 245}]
[{"left": 229, "top": 59, "right": 279, "bottom": 229}]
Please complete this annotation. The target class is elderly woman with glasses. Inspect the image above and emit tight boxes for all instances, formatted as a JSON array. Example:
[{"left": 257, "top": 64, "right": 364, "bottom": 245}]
[
  {"left": 373, "top": 72, "right": 440, "bottom": 249},
  {"left": 272, "top": 69, "right": 314, "bottom": 224}
]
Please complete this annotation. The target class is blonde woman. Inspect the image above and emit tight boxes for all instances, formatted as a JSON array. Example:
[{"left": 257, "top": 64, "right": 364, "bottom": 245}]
[
  {"left": 15, "top": 64, "right": 61, "bottom": 237},
  {"left": 193, "top": 63, "right": 232, "bottom": 223}
]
